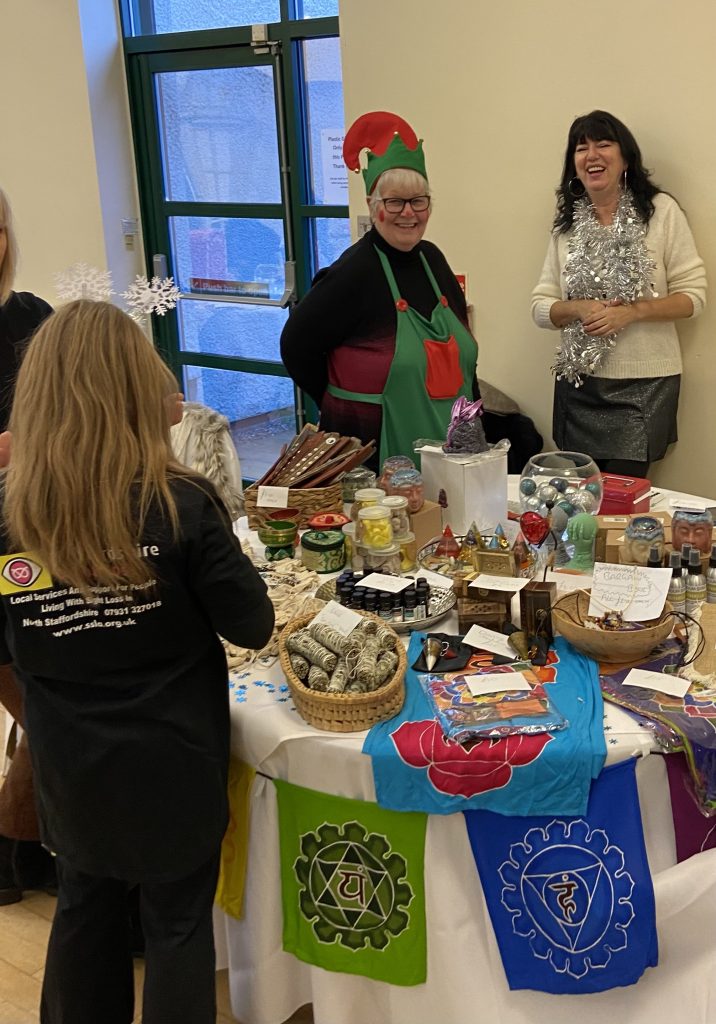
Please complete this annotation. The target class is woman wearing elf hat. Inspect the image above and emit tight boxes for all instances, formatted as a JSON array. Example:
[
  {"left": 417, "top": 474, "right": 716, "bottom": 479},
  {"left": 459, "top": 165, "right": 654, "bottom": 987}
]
[
  {"left": 531, "top": 110, "right": 706, "bottom": 477},
  {"left": 280, "top": 111, "right": 478, "bottom": 469}
]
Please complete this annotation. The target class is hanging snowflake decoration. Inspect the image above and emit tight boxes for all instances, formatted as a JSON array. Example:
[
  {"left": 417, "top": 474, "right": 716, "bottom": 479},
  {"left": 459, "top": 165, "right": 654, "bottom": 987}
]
[
  {"left": 120, "top": 275, "right": 180, "bottom": 324},
  {"left": 54, "top": 262, "right": 115, "bottom": 302},
  {"left": 552, "top": 190, "right": 657, "bottom": 387}
]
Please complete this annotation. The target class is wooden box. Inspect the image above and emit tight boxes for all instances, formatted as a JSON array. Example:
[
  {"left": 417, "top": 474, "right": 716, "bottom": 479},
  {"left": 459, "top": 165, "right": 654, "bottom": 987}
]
[
  {"left": 408, "top": 499, "right": 443, "bottom": 550},
  {"left": 474, "top": 548, "right": 519, "bottom": 577},
  {"left": 457, "top": 595, "right": 512, "bottom": 633},
  {"left": 520, "top": 581, "right": 557, "bottom": 641}
]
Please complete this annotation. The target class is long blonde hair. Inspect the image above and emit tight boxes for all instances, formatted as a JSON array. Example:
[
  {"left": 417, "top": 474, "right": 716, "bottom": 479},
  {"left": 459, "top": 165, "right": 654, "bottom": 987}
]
[
  {"left": 0, "top": 188, "right": 19, "bottom": 306},
  {"left": 4, "top": 300, "right": 190, "bottom": 592}
]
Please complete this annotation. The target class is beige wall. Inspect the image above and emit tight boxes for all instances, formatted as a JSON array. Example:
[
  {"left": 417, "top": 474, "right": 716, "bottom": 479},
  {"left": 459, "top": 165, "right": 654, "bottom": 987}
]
[
  {"left": 340, "top": 0, "right": 716, "bottom": 497},
  {"left": 0, "top": 0, "right": 141, "bottom": 305}
]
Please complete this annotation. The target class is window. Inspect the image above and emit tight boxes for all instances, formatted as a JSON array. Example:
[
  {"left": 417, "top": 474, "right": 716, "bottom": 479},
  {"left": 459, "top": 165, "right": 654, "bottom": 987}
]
[{"left": 120, "top": 2, "right": 348, "bottom": 478}]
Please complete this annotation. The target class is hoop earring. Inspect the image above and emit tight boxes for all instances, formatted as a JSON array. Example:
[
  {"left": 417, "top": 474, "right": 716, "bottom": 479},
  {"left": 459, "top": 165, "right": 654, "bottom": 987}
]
[{"left": 568, "top": 176, "right": 585, "bottom": 198}]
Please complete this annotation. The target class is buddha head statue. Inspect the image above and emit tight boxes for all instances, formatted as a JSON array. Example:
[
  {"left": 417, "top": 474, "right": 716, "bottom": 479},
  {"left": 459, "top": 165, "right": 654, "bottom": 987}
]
[
  {"left": 621, "top": 515, "right": 665, "bottom": 566},
  {"left": 671, "top": 508, "right": 714, "bottom": 555}
]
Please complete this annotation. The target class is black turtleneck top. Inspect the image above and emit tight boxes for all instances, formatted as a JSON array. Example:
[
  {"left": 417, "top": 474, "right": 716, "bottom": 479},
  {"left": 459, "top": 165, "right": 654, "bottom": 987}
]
[{"left": 280, "top": 227, "right": 475, "bottom": 464}]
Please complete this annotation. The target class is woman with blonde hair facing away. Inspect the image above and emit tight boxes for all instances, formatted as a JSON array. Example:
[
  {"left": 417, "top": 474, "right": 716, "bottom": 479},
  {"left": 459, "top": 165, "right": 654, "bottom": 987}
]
[
  {"left": 0, "top": 300, "right": 274, "bottom": 1024},
  {"left": 0, "top": 186, "right": 54, "bottom": 904}
]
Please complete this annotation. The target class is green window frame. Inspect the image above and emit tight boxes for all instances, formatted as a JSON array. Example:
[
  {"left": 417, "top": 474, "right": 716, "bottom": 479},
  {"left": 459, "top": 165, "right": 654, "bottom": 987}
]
[{"left": 118, "top": 0, "right": 347, "bottom": 437}]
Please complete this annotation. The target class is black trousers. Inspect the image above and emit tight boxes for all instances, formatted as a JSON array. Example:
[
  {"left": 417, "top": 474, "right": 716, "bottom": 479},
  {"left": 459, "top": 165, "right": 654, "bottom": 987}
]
[{"left": 40, "top": 851, "right": 221, "bottom": 1024}]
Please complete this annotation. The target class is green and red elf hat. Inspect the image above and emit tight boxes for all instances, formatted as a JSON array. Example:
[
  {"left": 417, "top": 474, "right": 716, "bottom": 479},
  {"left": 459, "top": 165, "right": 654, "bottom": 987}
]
[{"left": 343, "top": 111, "right": 428, "bottom": 195}]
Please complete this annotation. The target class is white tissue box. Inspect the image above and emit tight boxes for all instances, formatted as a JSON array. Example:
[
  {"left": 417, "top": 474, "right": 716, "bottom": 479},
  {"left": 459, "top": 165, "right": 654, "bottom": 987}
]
[{"left": 418, "top": 447, "right": 508, "bottom": 535}]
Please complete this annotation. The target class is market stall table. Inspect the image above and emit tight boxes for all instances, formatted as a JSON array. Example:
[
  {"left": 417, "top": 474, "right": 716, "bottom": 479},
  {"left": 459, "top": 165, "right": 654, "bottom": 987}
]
[{"left": 216, "top": 484, "right": 716, "bottom": 1024}]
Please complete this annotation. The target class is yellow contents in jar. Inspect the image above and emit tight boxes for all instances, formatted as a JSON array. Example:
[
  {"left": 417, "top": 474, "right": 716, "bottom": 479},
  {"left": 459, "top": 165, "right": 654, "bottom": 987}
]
[
  {"left": 363, "top": 518, "right": 393, "bottom": 549},
  {"left": 357, "top": 506, "right": 394, "bottom": 550},
  {"left": 399, "top": 531, "right": 417, "bottom": 571}
]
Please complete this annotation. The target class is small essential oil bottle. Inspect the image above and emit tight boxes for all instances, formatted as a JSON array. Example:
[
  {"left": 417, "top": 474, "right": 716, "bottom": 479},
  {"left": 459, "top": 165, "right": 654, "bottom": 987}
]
[
  {"left": 647, "top": 545, "right": 662, "bottom": 569},
  {"left": 417, "top": 579, "right": 431, "bottom": 616},
  {"left": 680, "top": 543, "right": 693, "bottom": 570},
  {"left": 391, "top": 593, "right": 404, "bottom": 623},
  {"left": 403, "top": 587, "right": 417, "bottom": 622},
  {"left": 379, "top": 592, "right": 393, "bottom": 620},
  {"left": 667, "top": 550, "right": 686, "bottom": 615}
]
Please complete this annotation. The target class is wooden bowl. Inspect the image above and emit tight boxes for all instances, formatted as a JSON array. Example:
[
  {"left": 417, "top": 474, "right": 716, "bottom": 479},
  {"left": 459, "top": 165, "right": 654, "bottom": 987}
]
[{"left": 551, "top": 590, "right": 674, "bottom": 663}]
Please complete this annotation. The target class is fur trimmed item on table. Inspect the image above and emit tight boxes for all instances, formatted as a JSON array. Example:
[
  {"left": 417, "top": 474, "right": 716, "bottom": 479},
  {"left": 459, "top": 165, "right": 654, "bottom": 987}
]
[{"left": 171, "top": 401, "right": 244, "bottom": 519}]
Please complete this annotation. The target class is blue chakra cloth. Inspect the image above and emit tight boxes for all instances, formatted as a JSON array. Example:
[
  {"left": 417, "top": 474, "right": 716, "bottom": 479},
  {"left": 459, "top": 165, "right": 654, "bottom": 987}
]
[
  {"left": 464, "top": 758, "right": 657, "bottom": 993},
  {"left": 363, "top": 634, "right": 605, "bottom": 816}
]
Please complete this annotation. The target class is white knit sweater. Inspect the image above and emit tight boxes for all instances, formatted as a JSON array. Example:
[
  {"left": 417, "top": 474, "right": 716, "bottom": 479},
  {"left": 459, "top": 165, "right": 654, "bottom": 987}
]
[{"left": 530, "top": 192, "right": 707, "bottom": 379}]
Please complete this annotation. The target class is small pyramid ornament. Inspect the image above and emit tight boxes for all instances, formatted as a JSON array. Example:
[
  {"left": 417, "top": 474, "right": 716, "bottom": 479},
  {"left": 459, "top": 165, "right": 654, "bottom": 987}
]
[
  {"left": 435, "top": 524, "right": 461, "bottom": 559},
  {"left": 470, "top": 522, "right": 486, "bottom": 550},
  {"left": 488, "top": 533, "right": 500, "bottom": 550},
  {"left": 458, "top": 526, "right": 479, "bottom": 565},
  {"left": 494, "top": 522, "right": 510, "bottom": 550}
]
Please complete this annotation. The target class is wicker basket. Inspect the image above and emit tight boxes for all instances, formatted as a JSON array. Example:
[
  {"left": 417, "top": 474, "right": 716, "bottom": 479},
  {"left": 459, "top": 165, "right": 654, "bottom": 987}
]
[
  {"left": 245, "top": 482, "right": 344, "bottom": 530},
  {"left": 278, "top": 610, "right": 406, "bottom": 732},
  {"left": 552, "top": 590, "right": 674, "bottom": 663}
]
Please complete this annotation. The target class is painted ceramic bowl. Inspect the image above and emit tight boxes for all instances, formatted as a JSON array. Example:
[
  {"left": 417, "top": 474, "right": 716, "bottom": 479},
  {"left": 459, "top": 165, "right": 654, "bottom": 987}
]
[
  {"left": 266, "top": 507, "right": 301, "bottom": 524},
  {"left": 307, "top": 512, "right": 351, "bottom": 530}
]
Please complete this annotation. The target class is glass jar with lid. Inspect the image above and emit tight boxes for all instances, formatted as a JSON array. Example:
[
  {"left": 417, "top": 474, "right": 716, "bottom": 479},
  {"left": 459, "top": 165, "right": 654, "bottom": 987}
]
[
  {"left": 341, "top": 466, "right": 377, "bottom": 503},
  {"left": 380, "top": 495, "right": 410, "bottom": 539},
  {"left": 379, "top": 454, "right": 415, "bottom": 491},
  {"left": 388, "top": 468, "right": 425, "bottom": 512},
  {"left": 398, "top": 531, "right": 418, "bottom": 571},
  {"left": 360, "top": 541, "right": 402, "bottom": 576},
  {"left": 350, "top": 486, "right": 386, "bottom": 522},
  {"left": 356, "top": 506, "right": 394, "bottom": 550}
]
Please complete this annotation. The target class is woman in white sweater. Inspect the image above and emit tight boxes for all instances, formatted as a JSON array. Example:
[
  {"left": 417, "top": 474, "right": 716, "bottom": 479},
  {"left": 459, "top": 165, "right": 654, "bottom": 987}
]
[{"left": 531, "top": 110, "right": 706, "bottom": 476}]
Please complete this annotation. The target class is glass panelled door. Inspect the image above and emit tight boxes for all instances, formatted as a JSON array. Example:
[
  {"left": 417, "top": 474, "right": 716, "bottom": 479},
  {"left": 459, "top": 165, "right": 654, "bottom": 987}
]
[{"left": 135, "top": 47, "right": 297, "bottom": 481}]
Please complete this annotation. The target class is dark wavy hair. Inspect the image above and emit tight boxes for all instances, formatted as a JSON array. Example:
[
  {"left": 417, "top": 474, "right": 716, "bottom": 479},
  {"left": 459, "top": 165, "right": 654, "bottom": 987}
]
[{"left": 553, "top": 110, "right": 661, "bottom": 233}]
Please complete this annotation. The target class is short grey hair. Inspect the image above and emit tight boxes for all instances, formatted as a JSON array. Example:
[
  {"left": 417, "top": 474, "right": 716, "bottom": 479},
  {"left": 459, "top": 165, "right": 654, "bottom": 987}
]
[
  {"left": 369, "top": 168, "right": 431, "bottom": 219},
  {"left": 0, "top": 188, "right": 18, "bottom": 306}
]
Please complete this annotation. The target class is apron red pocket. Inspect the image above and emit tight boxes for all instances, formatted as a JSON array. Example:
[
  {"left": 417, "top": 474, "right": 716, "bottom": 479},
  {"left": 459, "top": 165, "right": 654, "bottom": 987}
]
[{"left": 423, "top": 335, "right": 464, "bottom": 399}]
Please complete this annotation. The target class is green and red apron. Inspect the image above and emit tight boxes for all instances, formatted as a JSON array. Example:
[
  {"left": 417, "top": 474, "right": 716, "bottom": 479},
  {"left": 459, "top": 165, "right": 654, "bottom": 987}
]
[{"left": 326, "top": 247, "right": 477, "bottom": 466}]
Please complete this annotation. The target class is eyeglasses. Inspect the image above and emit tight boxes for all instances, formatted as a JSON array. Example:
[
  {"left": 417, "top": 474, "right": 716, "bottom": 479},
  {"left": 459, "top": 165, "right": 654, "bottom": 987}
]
[{"left": 380, "top": 195, "right": 431, "bottom": 214}]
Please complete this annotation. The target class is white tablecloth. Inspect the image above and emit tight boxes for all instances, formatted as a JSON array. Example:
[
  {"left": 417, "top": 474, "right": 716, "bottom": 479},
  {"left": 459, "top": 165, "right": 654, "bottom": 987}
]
[{"left": 217, "top": 482, "right": 716, "bottom": 1024}]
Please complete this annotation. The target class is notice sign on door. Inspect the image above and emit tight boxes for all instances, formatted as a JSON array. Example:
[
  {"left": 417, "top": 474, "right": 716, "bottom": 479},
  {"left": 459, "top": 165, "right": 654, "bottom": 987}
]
[{"left": 320, "top": 130, "right": 349, "bottom": 205}]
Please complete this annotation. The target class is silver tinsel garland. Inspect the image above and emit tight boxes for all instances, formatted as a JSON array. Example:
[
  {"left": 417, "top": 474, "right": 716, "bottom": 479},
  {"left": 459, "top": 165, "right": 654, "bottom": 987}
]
[{"left": 552, "top": 189, "right": 657, "bottom": 387}]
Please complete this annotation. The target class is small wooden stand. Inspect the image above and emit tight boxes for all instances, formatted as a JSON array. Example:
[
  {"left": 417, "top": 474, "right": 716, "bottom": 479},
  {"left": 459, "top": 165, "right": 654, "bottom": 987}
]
[
  {"left": 520, "top": 585, "right": 561, "bottom": 638},
  {"left": 520, "top": 581, "right": 557, "bottom": 642}
]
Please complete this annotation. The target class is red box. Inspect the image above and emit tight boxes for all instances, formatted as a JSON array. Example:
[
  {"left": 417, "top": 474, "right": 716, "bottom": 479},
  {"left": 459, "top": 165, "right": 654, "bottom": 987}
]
[{"left": 599, "top": 474, "right": 651, "bottom": 514}]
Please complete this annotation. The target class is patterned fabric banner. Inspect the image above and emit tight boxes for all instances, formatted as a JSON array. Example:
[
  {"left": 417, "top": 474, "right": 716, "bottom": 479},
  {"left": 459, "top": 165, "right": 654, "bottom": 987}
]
[
  {"left": 464, "top": 758, "right": 657, "bottom": 993},
  {"left": 601, "top": 639, "right": 716, "bottom": 813},
  {"left": 663, "top": 752, "right": 716, "bottom": 861},
  {"left": 274, "top": 779, "right": 427, "bottom": 985},
  {"left": 215, "top": 759, "right": 255, "bottom": 920},
  {"left": 363, "top": 634, "right": 605, "bottom": 816}
]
